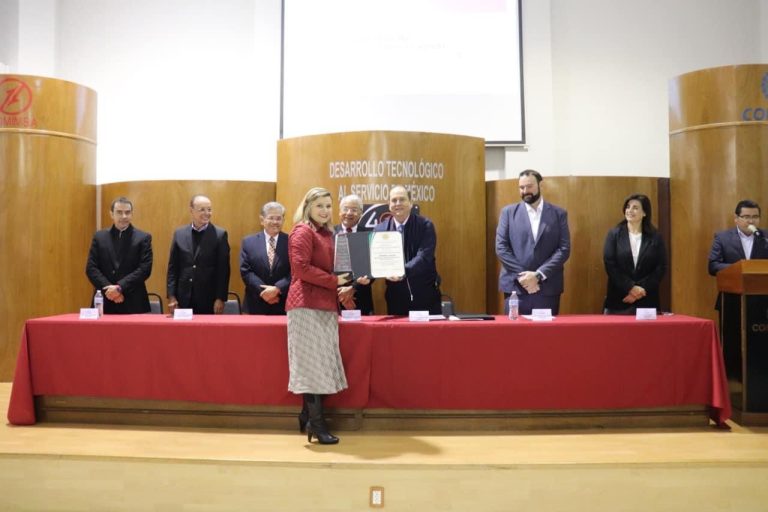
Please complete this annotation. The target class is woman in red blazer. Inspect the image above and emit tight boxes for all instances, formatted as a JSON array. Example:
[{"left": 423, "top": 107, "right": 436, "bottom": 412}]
[{"left": 285, "top": 187, "right": 349, "bottom": 444}]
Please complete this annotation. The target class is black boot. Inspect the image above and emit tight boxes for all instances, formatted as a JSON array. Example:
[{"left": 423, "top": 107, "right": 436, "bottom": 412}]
[
  {"left": 306, "top": 394, "right": 339, "bottom": 445},
  {"left": 298, "top": 394, "right": 310, "bottom": 433}
]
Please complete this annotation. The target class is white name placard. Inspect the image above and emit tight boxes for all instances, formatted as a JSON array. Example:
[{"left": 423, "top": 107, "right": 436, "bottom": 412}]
[
  {"left": 530, "top": 309, "right": 554, "bottom": 321},
  {"left": 408, "top": 311, "right": 430, "bottom": 322},
  {"left": 79, "top": 308, "right": 100, "bottom": 319},
  {"left": 636, "top": 308, "right": 658, "bottom": 320},
  {"left": 341, "top": 310, "right": 362, "bottom": 322},
  {"left": 173, "top": 309, "right": 194, "bottom": 320}
]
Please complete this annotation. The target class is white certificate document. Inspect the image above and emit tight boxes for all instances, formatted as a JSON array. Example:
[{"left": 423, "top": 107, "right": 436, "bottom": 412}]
[{"left": 369, "top": 231, "right": 406, "bottom": 278}]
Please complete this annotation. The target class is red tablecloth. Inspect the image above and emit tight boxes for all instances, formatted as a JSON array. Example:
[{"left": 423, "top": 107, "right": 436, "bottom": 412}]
[
  {"left": 366, "top": 315, "right": 731, "bottom": 425},
  {"left": 7, "top": 315, "right": 371, "bottom": 425},
  {"left": 7, "top": 314, "right": 731, "bottom": 426}
]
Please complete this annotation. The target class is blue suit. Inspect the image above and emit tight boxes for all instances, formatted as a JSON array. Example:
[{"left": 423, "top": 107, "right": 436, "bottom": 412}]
[
  {"left": 240, "top": 231, "right": 291, "bottom": 315},
  {"left": 374, "top": 214, "right": 441, "bottom": 315},
  {"left": 708, "top": 227, "right": 768, "bottom": 311},
  {"left": 495, "top": 201, "right": 570, "bottom": 315},
  {"left": 708, "top": 227, "right": 768, "bottom": 276}
]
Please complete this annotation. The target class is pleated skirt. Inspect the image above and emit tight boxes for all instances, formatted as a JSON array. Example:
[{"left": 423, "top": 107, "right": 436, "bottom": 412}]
[{"left": 286, "top": 308, "right": 348, "bottom": 394}]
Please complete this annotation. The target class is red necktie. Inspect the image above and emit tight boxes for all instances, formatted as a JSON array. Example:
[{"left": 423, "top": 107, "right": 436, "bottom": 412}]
[{"left": 346, "top": 227, "right": 353, "bottom": 233}]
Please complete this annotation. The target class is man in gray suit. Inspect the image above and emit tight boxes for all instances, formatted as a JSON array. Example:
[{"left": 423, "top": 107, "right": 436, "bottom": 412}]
[{"left": 495, "top": 170, "right": 571, "bottom": 315}]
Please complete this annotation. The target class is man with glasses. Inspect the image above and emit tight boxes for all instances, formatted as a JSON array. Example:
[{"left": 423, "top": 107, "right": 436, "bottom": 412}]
[
  {"left": 708, "top": 199, "right": 768, "bottom": 277},
  {"left": 334, "top": 194, "right": 374, "bottom": 315},
  {"left": 167, "top": 194, "right": 231, "bottom": 314},
  {"left": 240, "top": 202, "right": 291, "bottom": 315}
]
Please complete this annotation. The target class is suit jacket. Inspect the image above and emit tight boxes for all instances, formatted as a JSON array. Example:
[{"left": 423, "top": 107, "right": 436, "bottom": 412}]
[
  {"left": 373, "top": 214, "right": 441, "bottom": 315},
  {"left": 495, "top": 201, "right": 571, "bottom": 297},
  {"left": 603, "top": 225, "right": 667, "bottom": 311},
  {"left": 240, "top": 231, "right": 290, "bottom": 315},
  {"left": 333, "top": 224, "right": 374, "bottom": 315},
  {"left": 85, "top": 224, "right": 153, "bottom": 314},
  {"left": 708, "top": 227, "right": 768, "bottom": 276},
  {"left": 167, "top": 223, "right": 231, "bottom": 314},
  {"left": 285, "top": 222, "right": 339, "bottom": 312}
]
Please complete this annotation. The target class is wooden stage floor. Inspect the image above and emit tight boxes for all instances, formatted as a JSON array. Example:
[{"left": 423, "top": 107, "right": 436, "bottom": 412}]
[{"left": 2, "top": 383, "right": 768, "bottom": 511}]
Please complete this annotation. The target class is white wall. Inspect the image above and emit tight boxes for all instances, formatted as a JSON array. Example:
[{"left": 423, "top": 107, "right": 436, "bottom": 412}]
[
  {"left": 17, "top": 0, "right": 56, "bottom": 76},
  {"left": 54, "top": 0, "right": 281, "bottom": 184},
  {"left": 5, "top": 0, "right": 767, "bottom": 183},
  {"left": 762, "top": 0, "right": 768, "bottom": 59},
  {"left": 493, "top": 0, "right": 764, "bottom": 179},
  {"left": 0, "top": 0, "right": 19, "bottom": 70}
]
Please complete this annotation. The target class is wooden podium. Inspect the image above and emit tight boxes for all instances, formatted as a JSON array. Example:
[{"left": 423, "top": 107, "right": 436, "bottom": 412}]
[{"left": 716, "top": 259, "right": 768, "bottom": 425}]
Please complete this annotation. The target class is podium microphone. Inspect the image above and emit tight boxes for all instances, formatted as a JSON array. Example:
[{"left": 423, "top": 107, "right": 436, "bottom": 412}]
[{"left": 747, "top": 224, "right": 762, "bottom": 237}]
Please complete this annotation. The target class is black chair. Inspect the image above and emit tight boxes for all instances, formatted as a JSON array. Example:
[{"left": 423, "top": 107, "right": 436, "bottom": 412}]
[
  {"left": 223, "top": 291, "right": 242, "bottom": 315},
  {"left": 147, "top": 292, "right": 164, "bottom": 314}
]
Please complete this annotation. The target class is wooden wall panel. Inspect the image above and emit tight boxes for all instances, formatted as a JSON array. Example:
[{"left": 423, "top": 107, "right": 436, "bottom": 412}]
[
  {"left": 486, "top": 177, "right": 667, "bottom": 315},
  {"left": 0, "top": 75, "right": 96, "bottom": 381},
  {"left": 277, "top": 131, "right": 486, "bottom": 313},
  {"left": 100, "top": 181, "right": 276, "bottom": 306},
  {"left": 669, "top": 65, "right": 768, "bottom": 322},
  {"left": 669, "top": 65, "right": 768, "bottom": 133}
]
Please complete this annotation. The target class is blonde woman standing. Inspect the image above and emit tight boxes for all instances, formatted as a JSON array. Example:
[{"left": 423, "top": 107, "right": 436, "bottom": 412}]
[{"left": 286, "top": 187, "right": 349, "bottom": 444}]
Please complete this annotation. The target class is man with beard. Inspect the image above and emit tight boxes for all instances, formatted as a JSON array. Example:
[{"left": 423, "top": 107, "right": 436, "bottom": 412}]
[{"left": 495, "top": 170, "right": 571, "bottom": 315}]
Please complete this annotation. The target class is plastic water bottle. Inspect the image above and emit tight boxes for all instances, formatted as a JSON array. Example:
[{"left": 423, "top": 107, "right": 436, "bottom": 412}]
[
  {"left": 94, "top": 290, "right": 104, "bottom": 317},
  {"left": 508, "top": 291, "right": 519, "bottom": 320}
]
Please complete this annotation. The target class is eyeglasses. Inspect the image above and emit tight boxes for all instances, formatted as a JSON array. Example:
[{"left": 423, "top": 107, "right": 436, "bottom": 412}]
[{"left": 738, "top": 215, "right": 760, "bottom": 221}]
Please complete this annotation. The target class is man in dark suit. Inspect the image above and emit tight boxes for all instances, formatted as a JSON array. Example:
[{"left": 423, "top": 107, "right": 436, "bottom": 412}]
[
  {"left": 167, "top": 194, "right": 231, "bottom": 314},
  {"left": 495, "top": 170, "right": 571, "bottom": 315},
  {"left": 334, "top": 194, "right": 374, "bottom": 315},
  {"left": 86, "top": 197, "right": 153, "bottom": 314},
  {"left": 708, "top": 200, "right": 768, "bottom": 277},
  {"left": 373, "top": 186, "right": 441, "bottom": 315},
  {"left": 240, "top": 201, "right": 291, "bottom": 315}
]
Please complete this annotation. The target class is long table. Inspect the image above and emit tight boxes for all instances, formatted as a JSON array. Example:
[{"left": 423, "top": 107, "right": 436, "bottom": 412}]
[{"left": 7, "top": 314, "right": 731, "bottom": 427}]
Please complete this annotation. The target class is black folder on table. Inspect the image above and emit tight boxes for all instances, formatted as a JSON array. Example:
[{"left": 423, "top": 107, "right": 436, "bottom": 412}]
[{"left": 453, "top": 314, "right": 495, "bottom": 321}]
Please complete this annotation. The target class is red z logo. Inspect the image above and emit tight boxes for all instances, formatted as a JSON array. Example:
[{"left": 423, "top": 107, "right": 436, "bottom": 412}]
[{"left": 0, "top": 78, "right": 33, "bottom": 115}]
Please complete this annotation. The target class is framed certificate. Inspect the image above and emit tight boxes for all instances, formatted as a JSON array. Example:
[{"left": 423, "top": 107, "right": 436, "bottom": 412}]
[{"left": 334, "top": 231, "right": 405, "bottom": 278}]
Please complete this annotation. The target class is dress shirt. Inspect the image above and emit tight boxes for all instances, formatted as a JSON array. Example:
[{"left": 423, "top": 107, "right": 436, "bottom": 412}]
[
  {"left": 739, "top": 229, "right": 755, "bottom": 260},
  {"left": 525, "top": 200, "right": 544, "bottom": 240},
  {"left": 629, "top": 231, "right": 642, "bottom": 268}
]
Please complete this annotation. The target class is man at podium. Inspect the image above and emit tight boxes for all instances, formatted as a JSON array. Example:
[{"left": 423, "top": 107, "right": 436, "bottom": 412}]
[{"left": 708, "top": 199, "right": 768, "bottom": 277}]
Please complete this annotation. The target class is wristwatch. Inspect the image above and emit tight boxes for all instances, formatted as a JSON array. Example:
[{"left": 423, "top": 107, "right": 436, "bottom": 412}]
[{"left": 535, "top": 271, "right": 544, "bottom": 282}]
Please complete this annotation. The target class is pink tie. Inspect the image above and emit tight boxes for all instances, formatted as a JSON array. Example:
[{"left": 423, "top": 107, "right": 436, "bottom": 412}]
[{"left": 268, "top": 237, "right": 276, "bottom": 268}]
